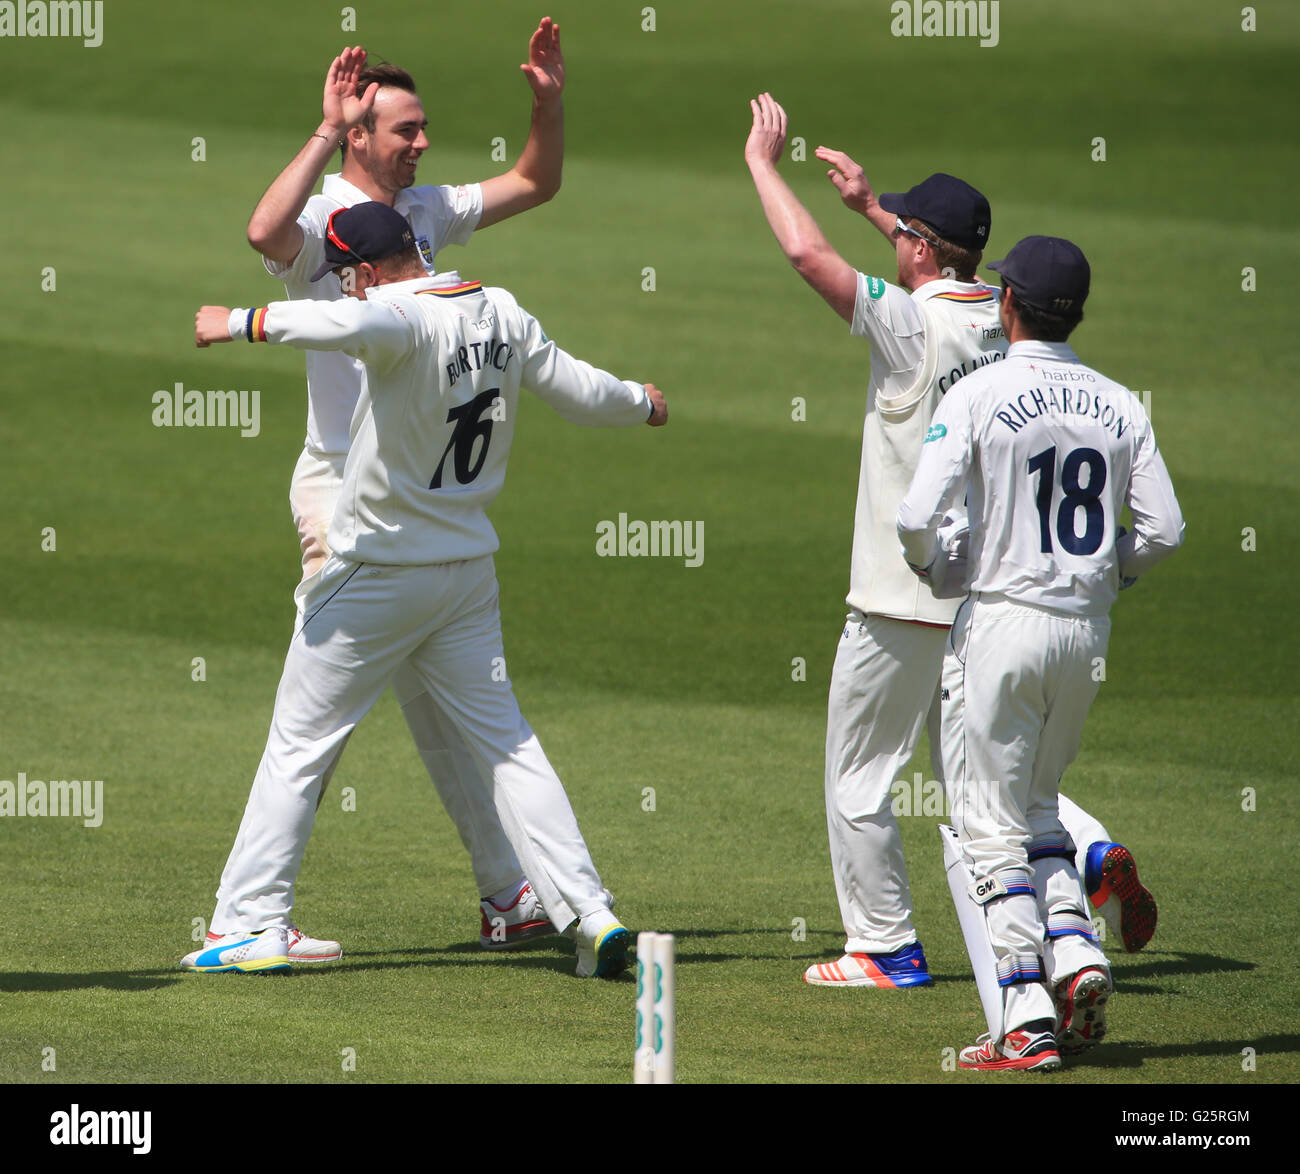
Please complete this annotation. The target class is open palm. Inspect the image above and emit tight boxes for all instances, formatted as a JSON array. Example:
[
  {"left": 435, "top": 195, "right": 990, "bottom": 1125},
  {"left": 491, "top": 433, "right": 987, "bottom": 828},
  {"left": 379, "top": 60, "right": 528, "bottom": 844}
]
[{"left": 521, "top": 17, "right": 564, "bottom": 101}]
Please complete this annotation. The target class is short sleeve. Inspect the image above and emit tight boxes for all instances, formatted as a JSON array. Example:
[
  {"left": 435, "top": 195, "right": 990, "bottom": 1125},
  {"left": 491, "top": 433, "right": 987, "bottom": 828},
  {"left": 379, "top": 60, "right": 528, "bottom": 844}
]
[
  {"left": 850, "top": 272, "right": 927, "bottom": 376},
  {"left": 263, "top": 203, "right": 330, "bottom": 287},
  {"left": 408, "top": 183, "right": 483, "bottom": 251}
]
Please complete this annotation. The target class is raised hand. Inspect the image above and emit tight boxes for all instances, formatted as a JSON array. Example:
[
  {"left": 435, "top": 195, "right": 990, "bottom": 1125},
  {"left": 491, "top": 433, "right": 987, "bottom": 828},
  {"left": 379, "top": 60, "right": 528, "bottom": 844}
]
[
  {"left": 322, "top": 45, "right": 378, "bottom": 133},
  {"left": 816, "top": 146, "right": 877, "bottom": 216},
  {"left": 521, "top": 17, "right": 564, "bottom": 102},
  {"left": 745, "top": 92, "right": 788, "bottom": 168}
]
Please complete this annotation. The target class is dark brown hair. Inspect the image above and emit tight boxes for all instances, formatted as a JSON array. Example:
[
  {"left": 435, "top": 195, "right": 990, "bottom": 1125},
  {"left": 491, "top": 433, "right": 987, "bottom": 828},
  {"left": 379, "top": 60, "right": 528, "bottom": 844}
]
[{"left": 339, "top": 61, "right": 418, "bottom": 157}]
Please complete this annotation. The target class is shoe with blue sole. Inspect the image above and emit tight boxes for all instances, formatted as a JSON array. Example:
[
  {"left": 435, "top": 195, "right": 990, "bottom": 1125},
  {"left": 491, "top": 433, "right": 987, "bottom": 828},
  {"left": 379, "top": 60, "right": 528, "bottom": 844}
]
[
  {"left": 575, "top": 917, "right": 630, "bottom": 978},
  {"left": 181, "top": 927, "right": 292, "bottom": 974},
  {"left": 803, "top": 940, "right": 933, "bottom": 987}
]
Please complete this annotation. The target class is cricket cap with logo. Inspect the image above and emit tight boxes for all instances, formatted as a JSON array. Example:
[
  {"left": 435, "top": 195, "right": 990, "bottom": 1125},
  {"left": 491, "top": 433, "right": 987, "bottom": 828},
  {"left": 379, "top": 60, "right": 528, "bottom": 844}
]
[
  {"left": 310, "top": 201, "right": 416, "bottom": 281},
  {"left": 878, "top": 173, "right": 991, "bottom": 250},
  {"left": 988, "top": 235, "right": 1091, "bottom": 315}
]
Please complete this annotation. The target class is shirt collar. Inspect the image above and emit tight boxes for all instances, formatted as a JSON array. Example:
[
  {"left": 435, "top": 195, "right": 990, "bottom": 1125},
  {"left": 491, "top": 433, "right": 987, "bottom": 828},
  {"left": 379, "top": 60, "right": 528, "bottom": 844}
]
[
  {"left": 1007, "top": 339, "right": 1082, "bottom": 363},
  {"left": 322, "top": 172, "right": 379, "bottom": 207},
  {"left": 365, "top": 271, "right": 466, "bottom": 297}
]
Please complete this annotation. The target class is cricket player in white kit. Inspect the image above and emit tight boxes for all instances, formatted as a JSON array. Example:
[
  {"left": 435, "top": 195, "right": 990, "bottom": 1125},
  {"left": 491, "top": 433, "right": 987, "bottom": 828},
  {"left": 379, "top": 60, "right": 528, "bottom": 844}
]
[
  {"left": 745, "top": 94, "right": 1150, "bottom": 991},
  {"left": 898, "top": 236, "right": 1184, "bottom": 1069},
  {"left": 233, "top": 29, "right": 571, "bottom": 961},
  {"left": 185, "top": 202, "right": 667, "bottom": 977}
]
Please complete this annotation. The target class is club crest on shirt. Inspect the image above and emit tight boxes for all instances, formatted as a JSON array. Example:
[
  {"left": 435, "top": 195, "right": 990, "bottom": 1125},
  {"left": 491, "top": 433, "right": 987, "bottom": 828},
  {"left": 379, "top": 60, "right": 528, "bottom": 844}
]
[{"left": 417, "top": 236, "right": 434, "bottom": 268}]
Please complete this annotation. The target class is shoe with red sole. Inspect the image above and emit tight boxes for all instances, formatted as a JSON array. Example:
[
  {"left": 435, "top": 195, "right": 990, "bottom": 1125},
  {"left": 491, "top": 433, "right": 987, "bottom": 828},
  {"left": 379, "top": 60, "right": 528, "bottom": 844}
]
[
  {"left": 1085, "top": 841, "right": 1157, "bottom": 953},
  {"left": 1056, "top": 966, "right": 1110, "bottom": 1055},
  {"left": 959, "top": 1020, "right": 1062, "bottom": 1072}
]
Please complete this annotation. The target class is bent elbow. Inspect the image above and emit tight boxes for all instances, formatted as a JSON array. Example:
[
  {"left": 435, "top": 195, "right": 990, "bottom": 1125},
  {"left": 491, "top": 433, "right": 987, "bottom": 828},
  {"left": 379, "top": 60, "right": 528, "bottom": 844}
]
[{"left": 247, "top": 219, "right": 272, "bottom": 254}]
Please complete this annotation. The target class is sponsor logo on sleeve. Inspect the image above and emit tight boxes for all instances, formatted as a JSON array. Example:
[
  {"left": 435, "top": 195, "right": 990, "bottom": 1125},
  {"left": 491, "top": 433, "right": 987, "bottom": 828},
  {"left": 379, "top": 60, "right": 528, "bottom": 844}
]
[
  {"left": 924, "top": 423, "right": 947, "bottom": 443},
  {"left": 866, "top": 276, "right": 886, "bottom": 299}
]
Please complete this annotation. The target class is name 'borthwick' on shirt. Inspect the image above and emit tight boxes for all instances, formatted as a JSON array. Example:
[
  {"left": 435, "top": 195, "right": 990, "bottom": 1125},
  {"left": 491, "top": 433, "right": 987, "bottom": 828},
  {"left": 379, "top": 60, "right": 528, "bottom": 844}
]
[
  {"left": 230, "top": 274, "right": 651, "bottom": 565},
  {"left": 897, "top": 339, "right": 1184, "bottom": 617},
  {"left": 264, "top": 174, "right": 484, "bottom": 457}
]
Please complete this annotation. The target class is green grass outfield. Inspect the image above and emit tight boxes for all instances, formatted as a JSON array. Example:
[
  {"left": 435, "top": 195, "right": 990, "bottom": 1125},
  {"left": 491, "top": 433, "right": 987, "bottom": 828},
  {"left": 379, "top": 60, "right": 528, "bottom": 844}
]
[{"left": 1, "top": 0, "right": 1297, "bottom": 1095}]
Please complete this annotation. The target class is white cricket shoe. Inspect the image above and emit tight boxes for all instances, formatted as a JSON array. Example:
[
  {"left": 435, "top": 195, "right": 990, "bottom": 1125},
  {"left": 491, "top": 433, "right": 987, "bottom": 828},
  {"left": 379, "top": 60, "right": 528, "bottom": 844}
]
[
  {"left": 1055, "top": 966, "right": 1111, "bottom": 1054},
  {"left": 180, "top": 927, "right": 291, "bottom": 974},
  {"left": 286, "top": 925, "right": 342, "bottom": 963},
  {"left": 186, "top": 924, "right": 341, "bottom": 964},
  {"left": 574, "top": 911, "right": 630, "bottom": 979},
  {"left": 479, "top": 882, "right": 554, "bottom": 950},
  {"left": 560, "top": 889, "right": 618, "bottom": 941}
]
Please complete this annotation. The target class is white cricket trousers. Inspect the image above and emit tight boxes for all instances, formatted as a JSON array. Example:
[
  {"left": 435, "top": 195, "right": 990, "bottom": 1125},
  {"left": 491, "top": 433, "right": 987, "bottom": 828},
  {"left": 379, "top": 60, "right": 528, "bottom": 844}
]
[
  {"left": 942, "top": 594, "right": 1111, "bottom": 1030},
  {"left": 289, "top": 446, "right": 523, "bottom": 898},
  {"left": 824, "top": 613, "right": 947, "bottom": 954},
  {"left": 212, "top": 553, "right": 607, "bottom": 934}
]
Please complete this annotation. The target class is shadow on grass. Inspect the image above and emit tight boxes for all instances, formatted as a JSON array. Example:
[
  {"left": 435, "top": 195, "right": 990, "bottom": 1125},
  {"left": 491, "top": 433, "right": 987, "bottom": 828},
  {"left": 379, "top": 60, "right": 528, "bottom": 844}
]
[
  {"left": 337, "top": 925, "right": 969, "bottom": 983},
  {"left": 1110, "top": 951, "right": 1257, "bottom": 980},
  {"left": 0, "top": 971, "right": 183, "bottom": 993},
  {"left": 1070, "top": 1034, "right": 1300, "bottom": 1068}
]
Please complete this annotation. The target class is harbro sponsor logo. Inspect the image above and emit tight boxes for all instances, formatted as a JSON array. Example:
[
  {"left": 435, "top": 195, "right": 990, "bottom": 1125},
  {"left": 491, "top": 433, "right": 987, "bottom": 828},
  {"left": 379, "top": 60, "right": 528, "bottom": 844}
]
[
  {"left": 890, "top": 0, "right": 1000, "bottom": 48},
  {"left": 152, "top": 382, "right": 261, "bottom": 437},
  {"left": 0, "top": 772, "right": 103, "bottom": 827},
  {"left": 0, "top": 1, "right": 103, "bottom": 46},
  {"left": 596, "top": 513, "right": 704, "bottom": 568},
  {"left": 50, "top": 1105, "right": 151, "bottom": 1154},
  {"left": 924, "top": 423, "right": 946, "bottom": 443}
]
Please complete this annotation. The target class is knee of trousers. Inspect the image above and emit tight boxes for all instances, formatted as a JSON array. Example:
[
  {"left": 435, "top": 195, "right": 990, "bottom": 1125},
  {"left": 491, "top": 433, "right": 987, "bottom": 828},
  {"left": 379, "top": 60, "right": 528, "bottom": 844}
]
[
  {"left": 978, "top": 869, "right": 1046, "bottom": 986},
  {"left": 1030, "top": 851, "right": 1097, "bottom": 944}
]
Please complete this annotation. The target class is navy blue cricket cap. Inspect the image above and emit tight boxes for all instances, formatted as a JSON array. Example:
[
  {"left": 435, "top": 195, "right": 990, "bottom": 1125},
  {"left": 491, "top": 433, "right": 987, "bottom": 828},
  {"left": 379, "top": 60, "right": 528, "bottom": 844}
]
[
  {"left": 988, "top": 236, "right": 1091, "bottom": 315},
  {"left": 310, "top": 202, "right": 416, "bottom": 281},
  {"left": 878, "top": 173, "right": 991, "bottom": 250}
]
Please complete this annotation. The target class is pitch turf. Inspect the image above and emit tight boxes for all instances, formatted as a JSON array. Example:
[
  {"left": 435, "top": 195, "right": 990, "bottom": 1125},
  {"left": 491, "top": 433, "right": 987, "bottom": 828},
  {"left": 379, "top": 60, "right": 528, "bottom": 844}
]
[{"left": 1, "top": 0, "right": 1297, "bottom": 1092}]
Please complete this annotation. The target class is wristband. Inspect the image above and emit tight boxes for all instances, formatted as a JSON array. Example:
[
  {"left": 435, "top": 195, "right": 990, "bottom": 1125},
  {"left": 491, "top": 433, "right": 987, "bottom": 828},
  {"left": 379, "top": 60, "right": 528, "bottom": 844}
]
[{"left": 227, "top": 307, "right": 269, "bottom": 342}]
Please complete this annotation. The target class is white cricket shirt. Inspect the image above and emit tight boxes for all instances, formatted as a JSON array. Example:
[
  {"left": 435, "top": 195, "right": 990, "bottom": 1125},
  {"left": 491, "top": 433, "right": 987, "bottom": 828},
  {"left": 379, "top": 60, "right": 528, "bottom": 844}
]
[
  {"left": 846, "top": 273, "right": 1008, "bottom": 623},
  {"left": 246, "top": 274, "right": 651, "bottom": 565},
  {"left": 264, "top": 173, "right": 483, "bottom": 457},
  {"left": 897, "top": 339, "right": 1185, "bottom": 617}
]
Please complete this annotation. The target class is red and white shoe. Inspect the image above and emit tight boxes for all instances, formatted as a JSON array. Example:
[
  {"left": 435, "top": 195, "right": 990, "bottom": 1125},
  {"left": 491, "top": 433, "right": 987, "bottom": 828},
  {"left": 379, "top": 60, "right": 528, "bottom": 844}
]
[
  {"left": 285, "top": 925, "right": 342, "bottom": 964},
  {"left": 479, "top": 883, "right": 554, "bottom": 950},
  {"left": 958, "top": 1021, "right": 1062, "bottom": 1072},
  {"left": 1055, "top": 967, "right": 1110, "bottom": 1054}
]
